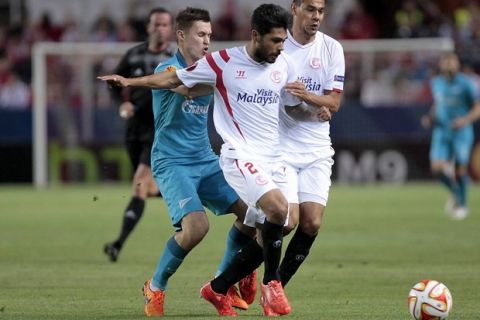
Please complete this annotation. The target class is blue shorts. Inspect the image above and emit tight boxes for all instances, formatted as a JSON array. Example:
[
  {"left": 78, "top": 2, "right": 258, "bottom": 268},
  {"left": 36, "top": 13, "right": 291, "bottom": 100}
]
[
  {"left": 430, "top": 126, "right": 474, "bottom": 166},
  {"left": 154, "top": 159, "right": 239, "bottom": 229}
]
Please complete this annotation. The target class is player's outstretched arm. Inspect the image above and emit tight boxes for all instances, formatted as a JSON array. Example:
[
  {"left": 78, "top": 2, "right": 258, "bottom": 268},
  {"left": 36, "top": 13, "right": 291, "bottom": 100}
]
[
  {"left": 97, "top": 71, "right": 183, "bottom": 89},
  {"left": 171, "top": 84, "right": 213, "bottom": 99}
]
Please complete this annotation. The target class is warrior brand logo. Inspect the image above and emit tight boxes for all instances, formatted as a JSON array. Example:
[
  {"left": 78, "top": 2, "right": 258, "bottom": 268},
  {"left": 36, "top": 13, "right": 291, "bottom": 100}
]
[
  {"left": 237, "top": 89, "right": 280, "bottom": 106},
  {"left": 273, "top": 240, "right": 282, "bottom": 248},
  {"left": 295, "top": 254, "right": 306, "bottom": 261},
  {"left": 297, "top": 76, "right": 321, "bottom": 92},
  {"left": 235, "top": 70, "right": 246, "bottom": 79},
  {"left": 310, "top": 57, "right": 321, "bottom": 69},
  {"left": 270, "top": 70, "right": 282, "bottom": 83},
  {"left": 334, "top": 75, "right": 345, "bottom": 82},
  {"left": 181, "top": 100, "right": 209, "bottom": 114}
]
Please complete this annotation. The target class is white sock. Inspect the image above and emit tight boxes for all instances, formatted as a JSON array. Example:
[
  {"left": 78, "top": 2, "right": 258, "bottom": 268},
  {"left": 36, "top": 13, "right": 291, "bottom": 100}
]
[{"left": 150, "top": 280, "right": 161, "bottom": 292}]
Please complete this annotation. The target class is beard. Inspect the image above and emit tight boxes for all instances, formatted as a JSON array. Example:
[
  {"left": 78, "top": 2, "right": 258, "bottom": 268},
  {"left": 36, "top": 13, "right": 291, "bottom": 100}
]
[{"left": 254, "top": 46, "right": 278, "bottom": 64}]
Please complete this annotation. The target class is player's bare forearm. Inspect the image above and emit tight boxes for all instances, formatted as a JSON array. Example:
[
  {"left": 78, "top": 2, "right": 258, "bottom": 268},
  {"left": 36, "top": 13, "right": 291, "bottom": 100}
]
[
  {"left": 285, "top": 103, "right": 331, "bottom": 122},
  {"left": 172, "top": 84, "right": 213, "bottom": 98},
  {"left": 302, "top": 90, "right": 342, "bottom": 113},
  {"left": 285, "top": 82, "right": 342, "bottom": 113},
  {"left": 98, "top": 71, "right": 182, "bottom": 89}
]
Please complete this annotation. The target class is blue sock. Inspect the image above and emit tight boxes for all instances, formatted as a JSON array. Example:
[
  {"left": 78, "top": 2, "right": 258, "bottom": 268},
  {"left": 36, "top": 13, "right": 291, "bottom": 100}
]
[
  {"left": 456, "top": 174, "right": 469, "bottom": 207},
  {"left": 152, "top": 236, "right": 188, "bottom": 290},
  {"left": 437, "top": 173, "right": 459, "bottom": 200},
  {"left": 215, "top": 225, "right": 252, "bottom": 277}
]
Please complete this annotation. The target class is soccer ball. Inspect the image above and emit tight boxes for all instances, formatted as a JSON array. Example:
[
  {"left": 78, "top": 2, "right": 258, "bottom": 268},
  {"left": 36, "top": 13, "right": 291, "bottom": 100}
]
[{"left": 408, "top": 280, "right": 453, "bottom": 320}]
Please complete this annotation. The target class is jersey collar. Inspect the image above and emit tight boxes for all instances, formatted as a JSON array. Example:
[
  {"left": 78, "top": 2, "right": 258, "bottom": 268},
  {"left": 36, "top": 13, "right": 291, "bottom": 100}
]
[
  {"left": 175, "top": 50, "right": 188, "bottom": 68},
  {"left": 287, "top": 29, "right": 318, "bottom": 49}
]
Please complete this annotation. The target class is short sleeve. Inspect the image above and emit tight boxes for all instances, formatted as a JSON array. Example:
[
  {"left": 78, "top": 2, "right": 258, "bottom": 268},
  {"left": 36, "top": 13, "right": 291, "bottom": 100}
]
[
  {"left": 324, "top": 41, "right": 345, "bottom": 92},
  {"left": 176, "top": 55, "right": 216, "bottom": 88}
]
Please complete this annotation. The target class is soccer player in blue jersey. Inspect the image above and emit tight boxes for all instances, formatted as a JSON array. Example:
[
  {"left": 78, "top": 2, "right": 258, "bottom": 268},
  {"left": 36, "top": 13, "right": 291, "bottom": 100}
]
[
  {"left": 422, "top": 52, "right": 480, "bottom": 219},
  {"left": 103, "top": 8, "right": 255, "bottom": 316}
]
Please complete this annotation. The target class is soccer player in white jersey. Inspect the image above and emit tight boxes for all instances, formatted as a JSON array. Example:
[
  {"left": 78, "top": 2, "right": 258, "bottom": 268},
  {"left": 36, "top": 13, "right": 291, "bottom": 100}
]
[
  {"left": 278, "top": 0, "right": 345, "bottom": 291},
  {"left": 98, "top": 4, "right": 320, "bottom": 316}
]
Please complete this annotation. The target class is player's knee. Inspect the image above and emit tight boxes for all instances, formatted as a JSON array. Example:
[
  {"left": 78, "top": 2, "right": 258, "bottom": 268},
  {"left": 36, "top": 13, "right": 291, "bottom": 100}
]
[
  {"left": 455, "top": 165, "right": 467, "bottom": 177},
  {"left": 265, "top": 199, "right": 289, "bottom": 224},
  {"left": 300, "top": 216, "right": 322, "bottom": 236},
  {"left": 184, "top": 220, "right": 209, "bottom": 245},
  {"left": 283, "top": 221, "right": 297, "bottom": 236}
]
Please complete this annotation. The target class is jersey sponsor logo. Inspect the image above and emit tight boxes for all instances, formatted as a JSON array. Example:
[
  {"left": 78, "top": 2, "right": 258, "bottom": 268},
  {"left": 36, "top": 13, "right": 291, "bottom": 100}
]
[
  {"left": 178, "top": 197, "right": 192, "bottom": 209},
  {"left": 235, "top": 70, "right": 247, "bottom": 79},
  {"left": 181, "top": 100, "right": 209, "bottom": 114},
  {"left": 166, "top": 65, "right": 177, "bottom": 72},
  {"left": 186, "top": 63, "right": 198, "bottom": 72},
  {"left": 270, "top": 70, "right": 282, "bottom": 83},
  {"left": 334, "top": 75, "right": 345, "bottom": 82},
  {"left": 297, "top": 76, "right": 321, "bottom": 92},
  {"left": 310, "top": 57, "right": 321, "bottom": 69},
  {"left": 237, "top": 89, "right": 280, "bottom": 106}
]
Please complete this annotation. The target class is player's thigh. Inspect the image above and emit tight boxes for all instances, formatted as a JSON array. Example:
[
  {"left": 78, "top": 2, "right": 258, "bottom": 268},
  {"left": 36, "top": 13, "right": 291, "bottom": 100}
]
[
  {"left": 242, "top": 161, "right": 294, "bottom": 227},
  {"left": 219, "top": 156, "right": 280, "bottom": 208},
  {"left": 154, "top": 165, "right": 204, "bottom": 229},
  {"left": 297, "top": 156, "right": 334, "bottom": 206},
  {"left": 453, "top": 129, "right": 474, "bottom": 166},
  {"left": 430, "top": 129, "right": 452, "bottom": 163},
  {"left": 197, "top": 159, "right": 240, "bottom": 217}
]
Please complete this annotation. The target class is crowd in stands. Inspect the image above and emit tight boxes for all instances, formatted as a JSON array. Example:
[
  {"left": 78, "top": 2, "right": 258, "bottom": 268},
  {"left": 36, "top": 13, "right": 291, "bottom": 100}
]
[{"left": 0, "top": 0, "right": 479, "bottom": 110}]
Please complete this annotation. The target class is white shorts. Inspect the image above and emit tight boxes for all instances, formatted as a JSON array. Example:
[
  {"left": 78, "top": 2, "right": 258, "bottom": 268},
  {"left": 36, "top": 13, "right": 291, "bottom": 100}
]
[
  {"left": 283, "top": 147, "right": 335, "bottom": 206},
  {"left": 219, "top": 155, "right": 296, "bottom": 227}
]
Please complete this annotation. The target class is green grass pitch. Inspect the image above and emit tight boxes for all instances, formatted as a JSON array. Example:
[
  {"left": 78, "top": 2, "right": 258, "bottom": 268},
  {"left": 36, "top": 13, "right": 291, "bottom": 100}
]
[{"left": 1, "top": 183, "right": 479, "bottom": 319}]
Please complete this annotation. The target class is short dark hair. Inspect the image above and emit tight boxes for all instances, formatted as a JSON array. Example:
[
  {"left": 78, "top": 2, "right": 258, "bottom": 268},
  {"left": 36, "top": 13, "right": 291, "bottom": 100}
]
[
  {"left": 292, "top": 0, "right": 303, "bottom": 6},
  {"left": 147, "top": 7, "right": 173, "bottom": 25},
  {"left": 175, "top": 7, "right": 210, "bottom": 32},
  {"left": 251, "top": 4, "right": 291, "bottom": 36}
]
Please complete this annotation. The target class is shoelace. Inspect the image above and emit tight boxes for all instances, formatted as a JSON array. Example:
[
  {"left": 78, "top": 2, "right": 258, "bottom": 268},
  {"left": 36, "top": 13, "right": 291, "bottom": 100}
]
[{"left": 268, "top": 282, "right": 284, "bottom": 300}]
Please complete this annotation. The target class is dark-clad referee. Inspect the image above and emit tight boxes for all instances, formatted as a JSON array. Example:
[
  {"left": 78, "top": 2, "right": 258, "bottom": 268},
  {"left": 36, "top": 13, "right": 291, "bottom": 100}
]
[{"left": 104, "top": 7, "right": 175, "bottom": 262}]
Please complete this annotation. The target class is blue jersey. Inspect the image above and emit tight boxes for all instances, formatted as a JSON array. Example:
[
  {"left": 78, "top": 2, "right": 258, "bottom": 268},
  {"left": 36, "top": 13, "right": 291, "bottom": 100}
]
[
  {"left": 430, "top": 73, "right": 478, "bottom": 130},
  {"left": 151, "top": 51, "right": 216, "bottom": 168}
]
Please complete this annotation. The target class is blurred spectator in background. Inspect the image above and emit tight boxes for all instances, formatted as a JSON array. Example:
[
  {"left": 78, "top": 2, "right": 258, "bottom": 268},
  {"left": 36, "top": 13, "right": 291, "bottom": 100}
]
[
  {"left": 212, "top": 0, "right": 237, "bottom": 40},
  {"left": 395, "top": 0, "right": 424, "bottom": 38},
  {"left": 90, "top": 15, "right": 117, "bottom": 42},
  {"left": 0, "top": 50, "right": 30, "bottom": 109},
  {"left": 339, "top": 2, "right": 377, "bottom": 39}
]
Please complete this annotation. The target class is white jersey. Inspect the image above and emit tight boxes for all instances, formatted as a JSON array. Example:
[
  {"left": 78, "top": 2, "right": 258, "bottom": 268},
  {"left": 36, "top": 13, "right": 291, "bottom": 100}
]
[
  {"left": 280, "top": 30, "right": 345, "bottom": 152},
  {"left": 177, "top": 46, "right": 299, "bottom": 161}
]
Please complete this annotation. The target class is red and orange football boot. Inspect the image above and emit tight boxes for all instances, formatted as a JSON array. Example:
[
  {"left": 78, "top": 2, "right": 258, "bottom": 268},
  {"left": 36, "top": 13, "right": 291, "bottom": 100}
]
[
  {"left": 142, "top": 279, "right": 165, "bottom": 317},
  {"left": 200, "top": 282, "right": 238, "bottom": 316},
  {"left": 227, "top": 286, "right": 248, "bottom": 310},
  {"left": 259, "top": 280, "right": 291, "bottom": 316},
  {"left": 239, "top": 269, "right": 257, "bottom": 305}
]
